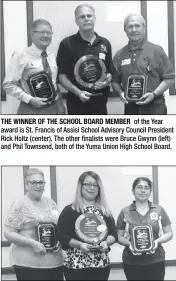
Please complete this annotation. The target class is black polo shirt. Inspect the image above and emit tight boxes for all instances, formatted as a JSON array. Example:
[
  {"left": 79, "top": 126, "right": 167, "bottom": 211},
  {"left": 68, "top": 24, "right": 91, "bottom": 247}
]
[{"left": 56, "top": 31, "right": 113, "bottom": 93}]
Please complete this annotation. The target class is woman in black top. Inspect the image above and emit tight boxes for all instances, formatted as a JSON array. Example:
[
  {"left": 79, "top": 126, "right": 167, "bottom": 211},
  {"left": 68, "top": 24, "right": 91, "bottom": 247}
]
[{"left": 57, "top": 171, "right": 117, "bottom": 280}]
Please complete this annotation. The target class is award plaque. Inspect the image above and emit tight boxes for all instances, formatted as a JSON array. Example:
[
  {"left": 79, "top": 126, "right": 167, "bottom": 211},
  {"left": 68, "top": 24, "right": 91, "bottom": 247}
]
[
  {"left": 27, "top": 71, "right": 56, "bottom": 102},
  {"left": 131, "top": 225, "right": 154, "bottom": 254},
  {"left": 125, "top": 75, "right": 147, "bottom": 102},
  {"left": 74, "top": 55, "right": 106, "bottom": 92},
  {"left": 36, "top": 222, "right": 58, "bottom": 252},
  {"left": 75, "top": 212, "right": 108, "bottom": 245}
]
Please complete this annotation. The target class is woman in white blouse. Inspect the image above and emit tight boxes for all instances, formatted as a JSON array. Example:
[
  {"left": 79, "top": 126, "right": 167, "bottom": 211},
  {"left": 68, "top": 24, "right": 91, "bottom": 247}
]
[{"left": 4, "top": 168, "right": 63, "bottom": 280}]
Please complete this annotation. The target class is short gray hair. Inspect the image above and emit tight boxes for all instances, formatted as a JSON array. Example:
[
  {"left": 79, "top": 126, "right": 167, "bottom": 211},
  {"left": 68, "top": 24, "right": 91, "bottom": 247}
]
[
  {"left": 124, "top": 13, "right": 146, "bottom": 30},
  {"left": 75, "top": 3, "right": 95, "bottom": 18},
  {"left": 31, "top": 19, "right": 52, "bottom": 31},
  {"left": 25, "top": 168, "right": 44, "bottom": 183}
]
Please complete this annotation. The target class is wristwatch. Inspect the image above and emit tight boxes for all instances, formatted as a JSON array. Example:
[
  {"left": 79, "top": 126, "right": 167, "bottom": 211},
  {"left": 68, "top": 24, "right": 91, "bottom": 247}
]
[{"left": 152, "top": 92, "right": 157, "bottom": 99}]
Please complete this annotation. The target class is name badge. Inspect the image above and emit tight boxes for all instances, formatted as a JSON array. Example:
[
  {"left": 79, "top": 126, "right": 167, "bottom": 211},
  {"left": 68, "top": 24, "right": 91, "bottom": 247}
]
[
  {"left": 99, "top": 53, "right": 106, "bottom": 60},
  {"left": 121, "top": 59, "right": 131, "bottom": 66}
]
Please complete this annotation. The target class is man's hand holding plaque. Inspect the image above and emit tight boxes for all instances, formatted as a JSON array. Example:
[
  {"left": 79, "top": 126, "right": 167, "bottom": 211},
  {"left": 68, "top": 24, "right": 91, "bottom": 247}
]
[
  {"left": 136, "top": 92, "right": 155, "bottom": 105},
  {"left": 79, "top": 91, "right": 92, "bottom": 103},
  {"left": 28, "top": 97, "right": 48, "bottom": 108}
]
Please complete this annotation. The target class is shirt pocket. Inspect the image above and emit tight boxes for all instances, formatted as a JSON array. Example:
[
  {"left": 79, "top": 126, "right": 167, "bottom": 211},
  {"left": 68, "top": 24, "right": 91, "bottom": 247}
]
[
  {"left": 142, "top": 57, "right": 159, "bottom": 76},
  {"left": 24, "top": 60, "right": 44, "bottom": 78}
]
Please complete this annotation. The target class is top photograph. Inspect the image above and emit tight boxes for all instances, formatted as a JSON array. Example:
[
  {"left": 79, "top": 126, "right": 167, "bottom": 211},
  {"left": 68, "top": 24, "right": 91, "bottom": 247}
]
[{"left": 1, "top": 1, "right": 176, "bottom": 115}]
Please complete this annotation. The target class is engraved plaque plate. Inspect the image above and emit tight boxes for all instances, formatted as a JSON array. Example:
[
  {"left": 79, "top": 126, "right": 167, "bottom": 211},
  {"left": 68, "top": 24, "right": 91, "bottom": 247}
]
[
  {"left": 27, "top": 71, "right": 56, "bottom": 102},
  {"left": 125, "top": 75, "right": 147, "bottom": 102},
  {"left": 75, "top": 212, "right": 108, "bottom": 245},
  {"left": 131, "top": 225, "right": 154, "bottom": 253},
  {"left": 36, "top": 222, "right": 58, "bottom": 252},
  {"left": 74, "top": 55, "right": 106, "bottom": 91}
]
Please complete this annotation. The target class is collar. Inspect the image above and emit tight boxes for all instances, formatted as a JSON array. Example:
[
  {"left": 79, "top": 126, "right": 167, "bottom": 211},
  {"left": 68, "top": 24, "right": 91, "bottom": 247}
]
[
  {"left": 129, "top": 200, "right": 156, "bottom": 211},
  {"left": 128, "top": 39, "right": 146, "bottom": 51},
  {"left": 76, "top": 31, "right": 101, "bottom": 43},
  {"left": 31, "top": 43, "right": 49, "bottom": 57}
]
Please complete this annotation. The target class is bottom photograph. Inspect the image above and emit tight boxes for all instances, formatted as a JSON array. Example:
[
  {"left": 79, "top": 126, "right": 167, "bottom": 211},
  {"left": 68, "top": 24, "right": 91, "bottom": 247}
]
[{"left": 1, "top": 166, "right": 176, "bottom": 281}]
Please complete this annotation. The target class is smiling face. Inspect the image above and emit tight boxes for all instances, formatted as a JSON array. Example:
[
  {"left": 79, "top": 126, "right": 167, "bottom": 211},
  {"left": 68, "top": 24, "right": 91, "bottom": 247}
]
[
  {"left": 81, "top": 175, "right": 99, "bottom": 201},
  {"left": 132, "top": 180, "right": 151, "bottom": 202},
  {"left": 31, "top": 23, "right": 53, "bottom": 50},
  {"left": 75, "top": 6, "right": 96, "bottom": 32},
  {"left": 125, "top": 15, "right": 146, "bottom": 43},
  {"left": 26, "top": 173, "right": 45, "bottom": 200}
]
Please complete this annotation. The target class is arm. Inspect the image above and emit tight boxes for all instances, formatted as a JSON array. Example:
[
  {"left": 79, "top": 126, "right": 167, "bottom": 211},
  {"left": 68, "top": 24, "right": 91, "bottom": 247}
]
[
  {"left": 117, "top": 229, "right": 130, "bottom": 247},
  {"left": 69, "top": 239, "right": 92, "bottom": 254},
  {"left": 94, "top": 41, "right": 113, "bottom": 90},
  {"left": 156, "top": 225, "right": 173, "bottom": 245},
  {"left": 111, "top": 52, "right": 128, "bottom": 103},
  {"left": 56, "top": 40, "right": 91, "bottom": 103},
  {"left": 3, "top": 52, "right": 48, "bottom": 107},
  {"left": 59, "top": 74, "right": 91, "bottom": 102},
  {"left": 4, "top": 199, "right": 46, "bottom": 254},
  {"left": 136, "top": 79, "right": 174, "bottom": 105},
  {"left": 4, "top": 227, "right": 46, "bottom": 253},
  {"left": 137, "top": 47, "right": 175, "bottom": 105},
  {"left": 111, "top": 82, "right": 128, "bottom": 104},
  {"left": 154, "top": 206, "right": 173, "bottom": 248},
  {"left": 57, "top": 206, "right": 92, "bottom": 254},
  {"left": 3, "top": 52, "right": 31, "bottom": 103},
  {"left": 99, "top": 214, "right": 117, "bottom": 253}
]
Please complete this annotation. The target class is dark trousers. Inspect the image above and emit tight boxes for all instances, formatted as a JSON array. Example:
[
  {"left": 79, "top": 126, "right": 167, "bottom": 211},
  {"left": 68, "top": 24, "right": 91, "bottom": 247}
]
[
  {"left": 17, "top": 99, "right": 61, "bottom": 115},
  {"left": 13, "top": 265, "right": 64, "bottom": 281},
  {"left": 67, "top": 92, "right": 108, "bottom": 115},
  {"left": 124, "top": 101, "right": 167, "bottom": 115},
  {"left": 63, "top": 265, "right": 110, "bottom": 280},
  {"left": 123, "top": 261, "right": 165, "bottom": 280}
]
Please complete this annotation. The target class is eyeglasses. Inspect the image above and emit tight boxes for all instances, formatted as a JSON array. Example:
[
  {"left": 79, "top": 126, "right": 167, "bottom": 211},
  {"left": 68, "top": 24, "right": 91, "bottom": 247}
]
[
  {"left": 82, "top": 182, "right": 99, "bottom": 189},
  {"left": 127, "top": 24, "right": 142, "bottom": 31},
  {"left": 135, "top": 185, "right": 151, "bottom": 191},
  {"left": 28, "top": 181, "right": 46, "bottom": 187},
  {"left": 33, "top": 31, "right": 53, "bottom": 36},
  {"left": 76, "top": 14, "right": 94, "bottom": 20}
]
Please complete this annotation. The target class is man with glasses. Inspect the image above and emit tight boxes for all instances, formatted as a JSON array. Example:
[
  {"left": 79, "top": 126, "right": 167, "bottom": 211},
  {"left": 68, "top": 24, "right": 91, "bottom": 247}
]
[
  {"left": 112, "top": 13, "right": 174, "bottom": 115},
  {"left": 56, "top": 3, "right": 113, "bottom": 115},
  {"left": 3, "top": 19, "right": 65, "bottom": 114}
]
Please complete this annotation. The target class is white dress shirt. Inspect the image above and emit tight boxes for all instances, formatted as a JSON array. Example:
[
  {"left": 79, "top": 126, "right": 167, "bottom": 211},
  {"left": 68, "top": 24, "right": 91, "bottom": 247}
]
[{"left": 3, "top": 43, "right": 58, "bottom": 104}]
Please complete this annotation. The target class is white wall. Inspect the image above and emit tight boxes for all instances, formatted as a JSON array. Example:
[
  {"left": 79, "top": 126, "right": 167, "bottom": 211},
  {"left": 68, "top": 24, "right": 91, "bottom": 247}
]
[
  {"left": 33, "top": 1, "right": 140, "bottom": 57},
  {"left": 174, "top": 1, "right": 176, "bottom": 87},
  {"left": 2, "top": 1, "right": 28, "bottom": 114},
  {"left": 157, "top": 166, "right": 176, "bottom": 261},
  {"left": 147, "top": 1, "right": 176, "bottom": 113}
]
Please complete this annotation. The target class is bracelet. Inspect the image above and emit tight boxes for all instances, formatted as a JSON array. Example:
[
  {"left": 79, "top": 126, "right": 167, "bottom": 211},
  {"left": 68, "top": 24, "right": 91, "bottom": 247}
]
[{"left": 152, "top": 92, "right": 157, "bottom": 99}]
